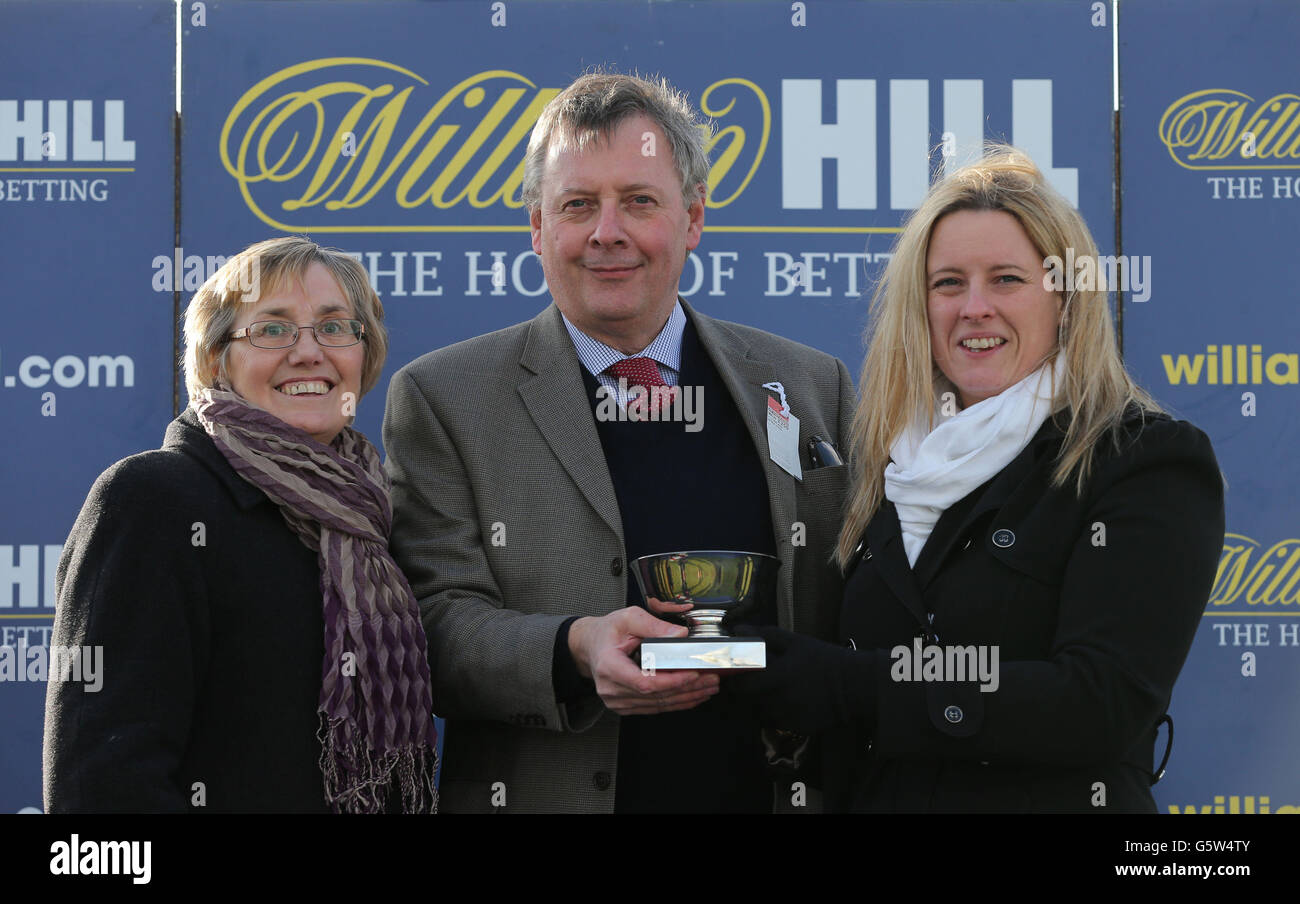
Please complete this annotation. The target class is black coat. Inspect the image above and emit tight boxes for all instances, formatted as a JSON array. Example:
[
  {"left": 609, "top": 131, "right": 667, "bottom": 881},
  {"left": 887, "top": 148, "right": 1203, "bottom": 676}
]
[
  {"left": 826, "top": 411, "right": 1225, "bottom": 812},
  {"left": 43, "top": 408, "right": 331, "bottom": 812}
]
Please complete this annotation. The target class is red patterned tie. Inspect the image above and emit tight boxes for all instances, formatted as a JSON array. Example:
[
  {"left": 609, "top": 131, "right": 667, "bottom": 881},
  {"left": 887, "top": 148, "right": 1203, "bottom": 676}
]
[{"left": 606, "top": 357, "right": 678, "bottom": 419}]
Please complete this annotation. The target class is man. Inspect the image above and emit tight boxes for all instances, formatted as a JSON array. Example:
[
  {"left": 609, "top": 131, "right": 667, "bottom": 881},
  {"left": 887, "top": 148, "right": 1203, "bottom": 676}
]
[{"left": 384, "top": 72, "right": 855, "bottom": 813}]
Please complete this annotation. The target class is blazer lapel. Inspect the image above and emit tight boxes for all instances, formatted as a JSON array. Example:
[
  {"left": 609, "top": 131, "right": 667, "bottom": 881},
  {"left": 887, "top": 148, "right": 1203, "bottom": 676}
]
[
  {"left": 516, "top": 305, "right": 623, "bottom": 541},
  {"left": 686, "top": 301, "right": 798, "bottom": 629}
]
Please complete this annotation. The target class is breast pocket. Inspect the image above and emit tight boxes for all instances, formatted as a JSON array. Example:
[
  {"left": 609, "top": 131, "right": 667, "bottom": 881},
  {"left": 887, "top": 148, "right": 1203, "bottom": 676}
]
[
  {"left": 981, "top": 519, "right": 1076, "bottom": 652},
  {"left": 799, "top": 463, "right": 848, "bottom": 496}
]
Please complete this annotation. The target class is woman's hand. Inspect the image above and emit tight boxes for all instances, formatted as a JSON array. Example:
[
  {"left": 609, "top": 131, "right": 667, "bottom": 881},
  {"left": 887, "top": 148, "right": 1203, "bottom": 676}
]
[{"left": 725, "top": 624, "right": 880, "bottom": 735}]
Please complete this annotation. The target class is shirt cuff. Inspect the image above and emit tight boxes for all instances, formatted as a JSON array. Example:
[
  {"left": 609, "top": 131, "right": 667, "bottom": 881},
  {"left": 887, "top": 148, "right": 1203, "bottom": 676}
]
[{"left": 553, "top": 616, "right": 596, "bottom": 703}]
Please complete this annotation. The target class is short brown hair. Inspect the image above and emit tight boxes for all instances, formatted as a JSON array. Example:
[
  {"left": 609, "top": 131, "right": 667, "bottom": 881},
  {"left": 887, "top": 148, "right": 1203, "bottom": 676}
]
[
  {"left": 182, "top": 236, "right": 388, "bottom": 402},
  {"left": 521, "top": 70, "right": 712, "bottom": 211}
]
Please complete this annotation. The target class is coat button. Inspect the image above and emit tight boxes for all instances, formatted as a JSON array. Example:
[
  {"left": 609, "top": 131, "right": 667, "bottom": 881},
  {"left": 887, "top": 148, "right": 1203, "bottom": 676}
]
[
  {"left": 992, "top": 528, "right": 1015, "bottom": 548},
  {"left": 593, "top": 771, "right": 611, "bottom": 791},
  {"left": 610, "top": 558, "right": 623, "bottom": 576},
  {"left": 944, "top": 705, "right": 964, "bottom": 724}
]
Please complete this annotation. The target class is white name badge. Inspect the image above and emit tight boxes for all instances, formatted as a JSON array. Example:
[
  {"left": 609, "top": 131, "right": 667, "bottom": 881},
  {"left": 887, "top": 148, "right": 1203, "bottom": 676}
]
[{"left": 766, "top": 396, "right": 802, "bottom": 480}]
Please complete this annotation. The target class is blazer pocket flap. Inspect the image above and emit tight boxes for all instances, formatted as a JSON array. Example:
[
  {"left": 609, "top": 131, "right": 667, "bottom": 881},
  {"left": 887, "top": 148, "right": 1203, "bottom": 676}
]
[{"left": 799, "top": 463, "right": 849, "bottom": 496}]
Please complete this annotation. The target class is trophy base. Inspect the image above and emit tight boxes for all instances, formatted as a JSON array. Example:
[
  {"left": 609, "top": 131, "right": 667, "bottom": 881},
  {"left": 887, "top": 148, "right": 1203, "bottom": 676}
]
[{"left": 640, "top": 637, "right": 766, "bottom": 671}]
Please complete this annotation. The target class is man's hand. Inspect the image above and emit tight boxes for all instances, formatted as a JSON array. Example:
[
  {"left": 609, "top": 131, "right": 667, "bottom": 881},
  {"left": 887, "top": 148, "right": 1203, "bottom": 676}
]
[
  {"left": 568, "top": 607, "right": 719, "bottom": 716},
  {"left": 645, "top": 595, "right": 693, "bottom": 618}
]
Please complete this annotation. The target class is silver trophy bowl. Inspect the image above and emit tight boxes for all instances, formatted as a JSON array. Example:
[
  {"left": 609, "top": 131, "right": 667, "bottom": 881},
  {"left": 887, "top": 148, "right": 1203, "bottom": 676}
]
[{"left": 632, "top": 550, "right": 779, "bottom": 670}]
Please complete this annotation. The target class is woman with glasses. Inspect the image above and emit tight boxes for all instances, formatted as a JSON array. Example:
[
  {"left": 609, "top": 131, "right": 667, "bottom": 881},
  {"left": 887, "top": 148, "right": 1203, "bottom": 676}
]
[
  {"left": 731, "top": 147, "right": 1225, "bottom": 812},
  {"left": 44, "top": 236, "right": 438, "bottom": 813}
]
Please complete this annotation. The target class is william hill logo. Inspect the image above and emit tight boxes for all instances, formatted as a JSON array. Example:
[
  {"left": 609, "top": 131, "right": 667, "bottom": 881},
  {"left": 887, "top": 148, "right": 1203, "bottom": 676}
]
[
  {"left": 220, "top": 59, "right": 770, "bottom": 231},
  {"left": 0, "top": 99, "right": 135, "bottom": 162},
  {"left": 1168, "top": 794, "right": 1298, "bottom": 814},
  {"left": 221, "top": 59, "right": 1072, "bottom": 232},
  {"left": 1210, "top": 534, "right": 1300, "bottom": 610},
  {"left": 1161, "top": 345, "right": 1298, "bottom": 385},
  {"left": 1159, "top": 89, "right": 1300, "bottom": 169}
]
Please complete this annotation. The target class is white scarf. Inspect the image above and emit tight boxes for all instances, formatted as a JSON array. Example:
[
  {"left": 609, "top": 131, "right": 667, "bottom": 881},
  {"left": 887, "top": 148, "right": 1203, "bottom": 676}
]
[{"left": 885, "top": 358, "right": 1063, "bottom": 567}]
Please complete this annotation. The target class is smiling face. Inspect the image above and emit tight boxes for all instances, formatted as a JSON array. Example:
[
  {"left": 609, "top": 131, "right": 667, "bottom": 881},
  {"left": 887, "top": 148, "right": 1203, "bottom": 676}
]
[
  {"left": 224, "top": 262, "right": 364, "bottom": 444},
  {"left": 530, "top": 114, "right": 704, "bottom": 354},
  {"left": 926, "top": 209, "right": 1061, "bottom": 408}
]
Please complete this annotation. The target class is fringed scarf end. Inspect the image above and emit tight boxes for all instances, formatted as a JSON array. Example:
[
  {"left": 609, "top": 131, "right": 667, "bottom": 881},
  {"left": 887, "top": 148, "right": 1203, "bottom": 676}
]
[{"left": 319, "top": 716, "right": 439, "bottom": 814}]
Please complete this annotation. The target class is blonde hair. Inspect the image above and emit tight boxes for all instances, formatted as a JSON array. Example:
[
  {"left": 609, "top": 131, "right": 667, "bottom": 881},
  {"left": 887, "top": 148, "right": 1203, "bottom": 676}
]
[
  {"left": 836, "top": 145, "right": 1161, "bottom": 566},
  {"left": 182, "top": 236, "right": 388, "bottom": 402}
]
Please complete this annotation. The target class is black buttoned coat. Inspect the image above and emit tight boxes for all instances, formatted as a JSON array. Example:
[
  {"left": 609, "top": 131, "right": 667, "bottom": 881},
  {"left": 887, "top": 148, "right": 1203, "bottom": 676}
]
[
  {"left": 43, "top": 409, "right": 332, "bottom": 812},
  {"left": 826, "top": 411, "right": 1224, "bottom": 812}
]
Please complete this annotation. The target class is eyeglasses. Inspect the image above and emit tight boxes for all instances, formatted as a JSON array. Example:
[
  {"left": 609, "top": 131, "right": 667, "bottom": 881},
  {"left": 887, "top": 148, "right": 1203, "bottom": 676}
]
[{"left": 228, "top": 318, "right": 366, "bottom": 349}]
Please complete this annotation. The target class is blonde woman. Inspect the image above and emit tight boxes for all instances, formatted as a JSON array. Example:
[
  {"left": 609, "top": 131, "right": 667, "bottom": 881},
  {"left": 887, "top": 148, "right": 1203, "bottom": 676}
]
[{"left": 732, "top": 147, "right": 1224, "bottom": 812}]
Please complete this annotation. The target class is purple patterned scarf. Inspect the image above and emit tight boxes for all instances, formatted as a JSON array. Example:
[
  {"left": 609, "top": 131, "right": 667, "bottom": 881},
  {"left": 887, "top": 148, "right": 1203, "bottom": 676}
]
[{"left": 194, "top": 385, "right": 438, "bottom": 813}]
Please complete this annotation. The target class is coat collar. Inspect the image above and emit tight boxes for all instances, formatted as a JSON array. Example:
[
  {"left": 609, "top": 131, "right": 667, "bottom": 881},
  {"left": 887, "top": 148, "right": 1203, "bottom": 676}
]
[
  {"left": 515, "top": 299, "right": 797, "bottom": 626},
  {"left": 866, "top": 412, "right": 1070, "bottom": 629},
  {"left": 911, "top": 413, "right": 1068, "bottom": 589},
  {"left": 167, "top": 406, "right": 268, "bottom": 510}
]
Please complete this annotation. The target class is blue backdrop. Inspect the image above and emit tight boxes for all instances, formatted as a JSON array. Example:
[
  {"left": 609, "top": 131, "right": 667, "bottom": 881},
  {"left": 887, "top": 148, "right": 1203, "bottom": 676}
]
[
  {"left": 1, "top": 0, "right": 1291, "bottom": 815},
  {"left": 1121, "top": 0, "right": 1300, "bottom": 814},
  {"left": 0, "top": 0, "right": 175, "bottom": 812}
]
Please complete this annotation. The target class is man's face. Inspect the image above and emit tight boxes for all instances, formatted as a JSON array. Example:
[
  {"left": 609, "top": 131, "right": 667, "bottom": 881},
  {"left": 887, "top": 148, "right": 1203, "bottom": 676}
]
[{"left": 530, "top": 114, "right": 705, "bottom": 353}]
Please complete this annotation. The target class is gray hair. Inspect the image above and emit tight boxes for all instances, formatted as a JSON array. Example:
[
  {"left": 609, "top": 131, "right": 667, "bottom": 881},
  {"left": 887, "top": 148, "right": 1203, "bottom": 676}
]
[{"left": 520, "top": 70, "right": 713, "bottom": 211}]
